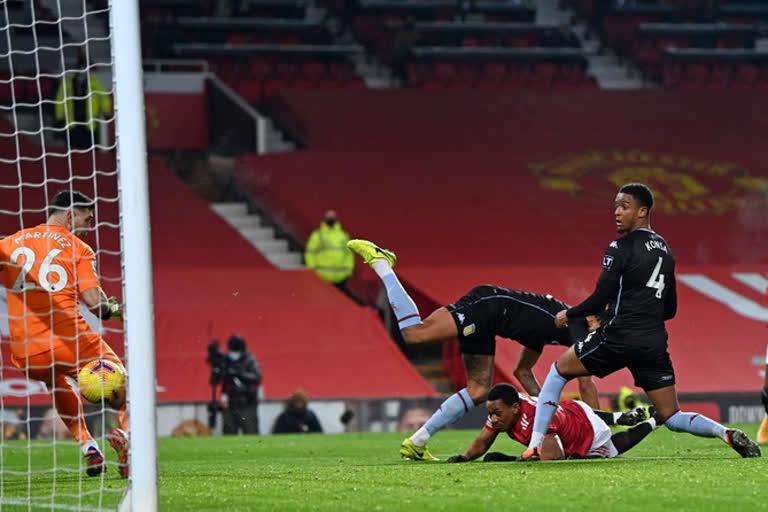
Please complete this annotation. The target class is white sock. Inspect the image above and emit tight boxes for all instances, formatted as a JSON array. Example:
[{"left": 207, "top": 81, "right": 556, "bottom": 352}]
[
  {"left": 410, "top": 426, "right": 431, "bottom": 447},
  {"left": 371, "top": 259, "right": 394, "bottom": 278},
  {"left": 529, "top": 363, "right": 569, "bottom": 449},
  {"left": 409, "top": 388, "right": 474, "bottom": 447},
  {"left": 647, "top": 417, "right": 658, "bottom": 430},
  {"left": 81, "top": 440, "right": 99, "bottom": 455},
  {"left": 371, "top": 259, "right": 421, "bottom": 329}
]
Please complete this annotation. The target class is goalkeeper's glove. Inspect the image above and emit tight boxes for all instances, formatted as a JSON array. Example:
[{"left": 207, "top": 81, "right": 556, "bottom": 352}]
[
  {"left": 445, "top": 455, "right": 469, "bottom": 463},
  {"left": 107, "top": 296, "right": 123, "bottom": 322},
  {"left": 483, "top": 452, "right": 519, "bottom": 462}
]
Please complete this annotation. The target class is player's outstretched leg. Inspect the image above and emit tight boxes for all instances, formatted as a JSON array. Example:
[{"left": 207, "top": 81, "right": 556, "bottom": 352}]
[
  {"left": 592, "top": 406, "right": 648, "bottom": 427},
  {"left": 522, "top": 348, "right": 592, "bottom": 460},
  {"left": 51, "top": 373, "right": 106, "bottom": 476},
  {"left": 611, "top": 418, "right": 659, "bottom": 455},
  {"left": 348, "top": 239, "right": 457, "bottom": 343},
  {"left": 648, "top": 385, "right": 761, "bottom": 458},
  {"left": 347, "top": 240, "right": 423, "bottom": 330},
  {"left": 401, "top": 354, "right": 493, "bottom": 461}
]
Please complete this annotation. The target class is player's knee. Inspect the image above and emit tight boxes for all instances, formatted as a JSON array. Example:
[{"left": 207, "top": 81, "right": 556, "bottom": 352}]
[
  {"left": 401, "top": 326, "right": 421, "bottom": 344},
  {"left": 658, "top": 409, "right": 682, "bottom": 429},
  {"left": 548, "top": 362, "right": 571, "bottom": 382}
]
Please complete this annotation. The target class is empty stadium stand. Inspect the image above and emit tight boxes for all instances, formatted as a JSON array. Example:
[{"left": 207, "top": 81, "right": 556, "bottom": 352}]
[
  {"left": 568, "top": 0, "right": 768, "bottom": 87},
  {"left": 139, "top": 0, "right": 602, "bottom": 94},
  {"left": 234, "top": 89, "right": 768, "bottom": 395}
]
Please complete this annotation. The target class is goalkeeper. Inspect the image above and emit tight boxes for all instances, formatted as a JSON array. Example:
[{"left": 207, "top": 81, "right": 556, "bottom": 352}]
[{"left": 0, "top": 191, "right": 128, "bottom": 478}]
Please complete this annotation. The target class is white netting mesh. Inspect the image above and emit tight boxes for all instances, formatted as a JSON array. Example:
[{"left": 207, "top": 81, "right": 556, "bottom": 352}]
[{"left": 0, "top": 0, "right": 126, "bottom": 510}]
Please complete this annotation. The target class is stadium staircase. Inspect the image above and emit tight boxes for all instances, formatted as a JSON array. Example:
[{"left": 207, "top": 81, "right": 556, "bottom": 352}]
[
  {"left": 536, "top": 0, "right": 647, "bottom": 89},
  {"left": 211, "top": 202, "right": 304, "bottom": 270}
]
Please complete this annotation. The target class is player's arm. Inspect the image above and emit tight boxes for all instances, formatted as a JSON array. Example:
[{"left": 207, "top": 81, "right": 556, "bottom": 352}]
[
  {"left": 77, "top": 245, "right": 121, "bottom": 320},
  {"left": 564, "top": 242, "right": 625, "bottom": 319},
  {"left": 81, "top": 287, "right": 119, "bottom": 320},
  {"left": 514, "top": 347, "right": 543, "bottom": 397},
  {"left": 446, "top": 425, "right": 500, "bottom": 462}
]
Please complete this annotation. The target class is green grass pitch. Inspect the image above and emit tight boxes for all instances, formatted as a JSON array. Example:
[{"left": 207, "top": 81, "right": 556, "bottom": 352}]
[{"left": 1, "top": 424, "right": 766, "bottom": 511}]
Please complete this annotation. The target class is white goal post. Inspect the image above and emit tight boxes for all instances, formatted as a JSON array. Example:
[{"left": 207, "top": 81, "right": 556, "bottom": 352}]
[
  {"left": 0, "top": 0, "right": 157, "bottom": 509},
  {"left": 110, "top": 0, "right": 158, "bottom": 511}
]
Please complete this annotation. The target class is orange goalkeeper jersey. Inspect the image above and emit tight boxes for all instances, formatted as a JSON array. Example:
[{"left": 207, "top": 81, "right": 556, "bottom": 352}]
[{"left": 0, "top": 224, "right": 101, "bottom": 359}]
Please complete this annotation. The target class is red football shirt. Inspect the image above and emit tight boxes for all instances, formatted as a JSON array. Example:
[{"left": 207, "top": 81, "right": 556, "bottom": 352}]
[{"left": 485, "top": 394, "right": 595, "bottom": 457}]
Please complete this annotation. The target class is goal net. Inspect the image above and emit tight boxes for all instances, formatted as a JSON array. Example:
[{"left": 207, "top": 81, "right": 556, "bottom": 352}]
[{"left": 0, "top": 0, "right": 155, "bottom": 510}]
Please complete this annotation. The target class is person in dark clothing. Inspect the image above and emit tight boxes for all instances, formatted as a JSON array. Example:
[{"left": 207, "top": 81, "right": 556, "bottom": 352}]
[
  {"left": 521, "top": 183, "right": 760, "bottom": 461},
  {"left": 272, "top": 389, "right": 323, "bottom": 434},
  {"left": 215, "top": 335, "right": 262, "bottom": 435}
]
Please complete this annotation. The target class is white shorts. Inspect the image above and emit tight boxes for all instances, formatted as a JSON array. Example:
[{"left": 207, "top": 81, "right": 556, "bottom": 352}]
[{"left": 576, "top": 401, "right": 619, "bottom": 458}]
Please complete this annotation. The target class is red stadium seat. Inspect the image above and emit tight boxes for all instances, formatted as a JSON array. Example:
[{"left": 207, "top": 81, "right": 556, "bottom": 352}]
[
  {"left": 530, "top": 63, "right": 558, "bottom": 89},
  {"left": 234, "top": 79, "right": 263, "bottom": 102},
  {"left": 478, "top": 62, "right": 506, "bottom": 88},
  {"left": 662, "top": 63, "right": 681, "bottom": 88},
  {"left": 732, "top": 64, "right": 758, "bottom": 88},
  {"left": 454, "top": 63, "right": 479, "bottom": 88},
  {"left": 432, "top": 62, "right": 457, "bottom": 87},
  {"left": 707, "top": 65, "right": 732, "bottom": 89},
  {"left": 248, "top": 59, "right": 274, "bottom": 79},
  {"left": 681, "top": 63, "right": 710, "bottom": 90},
  {"left": 302, "top": 61, "right": 326, "bottom": 83}
]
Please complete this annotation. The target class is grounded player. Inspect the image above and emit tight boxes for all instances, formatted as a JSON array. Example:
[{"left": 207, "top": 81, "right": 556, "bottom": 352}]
[
  {"left": 445, "top": 383, "right": 654, "bottom": 462},
  {"left": 347, "top": 239, "right": 625, "bottom": 461},
  {"left": 521, "top": 183, "right": 761, "bottom": 460},
  {"left": 1, "top": 191, "right": 130, "bottom": 476}
]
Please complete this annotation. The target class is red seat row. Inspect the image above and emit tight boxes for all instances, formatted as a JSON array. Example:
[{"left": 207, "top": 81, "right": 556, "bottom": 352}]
[
  {"left": 662, "top": 62, "right": 768, "bottom": 89},
  {"left": 207, "top": 58, "right": 364, "bottom": 101},
  {"left": 210, "top": 58, "right": 358, "bottom": 80},
  {"left": 232, "top": 76, "right": 365, "bottom": 102},
  {"left": 407, "top": 62, "right": 596, "bottom": 89}
]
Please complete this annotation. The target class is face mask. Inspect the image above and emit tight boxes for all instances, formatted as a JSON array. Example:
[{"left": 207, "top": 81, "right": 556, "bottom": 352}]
[{"left": 227, "top": 351, "right": 240, "bottom": 361}]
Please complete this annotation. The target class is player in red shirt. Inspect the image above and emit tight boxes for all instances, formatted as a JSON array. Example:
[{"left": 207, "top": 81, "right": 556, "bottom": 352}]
[{"left": 447, "top": 383, "right": 654, "bottom": 462}]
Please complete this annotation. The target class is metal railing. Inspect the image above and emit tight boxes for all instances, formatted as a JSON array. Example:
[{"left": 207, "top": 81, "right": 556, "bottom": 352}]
[
  {"left": 142, "top": 58, "right": 210, "bottom": 73},
  {"left": 207, "top": 75, "right": 267, "bottom": 155}
]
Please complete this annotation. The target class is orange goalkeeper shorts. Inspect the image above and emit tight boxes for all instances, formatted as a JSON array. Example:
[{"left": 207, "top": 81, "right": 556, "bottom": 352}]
[{"left": 11, "top": 338, "right": 124, "bottom": 388}]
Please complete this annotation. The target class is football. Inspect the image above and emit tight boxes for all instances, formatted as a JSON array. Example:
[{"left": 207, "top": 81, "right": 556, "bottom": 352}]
[{"left": 78, "top": 360, "right": 126, "bottom": 404}]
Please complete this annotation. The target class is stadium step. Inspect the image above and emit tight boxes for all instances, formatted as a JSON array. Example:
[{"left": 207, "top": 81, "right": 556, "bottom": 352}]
[
  {"left": 588, "top": 55, "right": 649, "bottom": 90},
  {"left": 414, "top": 363, "right": 445, "bottom": 379},
  {"left": 427, "top": 376, "right": 454, "bottom": 395},
  {"left": 412, "top": 360, "right": 454, "bottom": 395},
  {"left": 210, "top": 202, "right": 304, "bottom": 270},
  {"left": 532, "top": 0, "right": 652, "bottom": 90}
]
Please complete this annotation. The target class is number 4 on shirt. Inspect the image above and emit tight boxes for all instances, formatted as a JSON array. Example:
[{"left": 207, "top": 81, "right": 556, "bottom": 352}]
[{"left": 646, "top": 256, "right": 665, "bottom": 299}]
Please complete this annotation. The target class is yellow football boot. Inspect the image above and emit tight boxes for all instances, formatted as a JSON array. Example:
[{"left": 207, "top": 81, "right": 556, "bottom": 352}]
[
  {"left": 399, "top": 438, "right": 439, "bottom": 461},
  {"left": 347, "top": 239, "right": 397, "bottom": 267}
]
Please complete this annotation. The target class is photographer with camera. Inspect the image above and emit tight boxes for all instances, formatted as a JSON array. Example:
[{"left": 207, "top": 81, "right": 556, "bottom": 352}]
[{"left": 206, "top": 335, "right": 262, "bottom": 435}]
